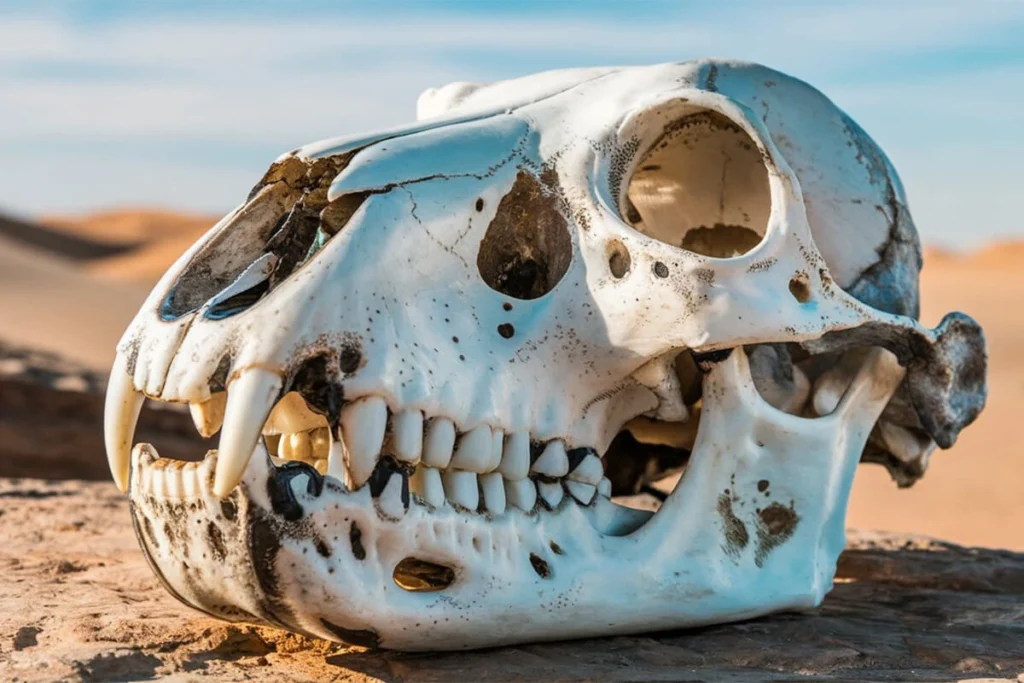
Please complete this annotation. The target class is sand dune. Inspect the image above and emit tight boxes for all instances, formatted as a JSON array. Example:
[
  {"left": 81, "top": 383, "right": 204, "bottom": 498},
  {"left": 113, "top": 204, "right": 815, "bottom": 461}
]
[{"left": 0, "top": 208, "right": 1021, "bottom": 548}]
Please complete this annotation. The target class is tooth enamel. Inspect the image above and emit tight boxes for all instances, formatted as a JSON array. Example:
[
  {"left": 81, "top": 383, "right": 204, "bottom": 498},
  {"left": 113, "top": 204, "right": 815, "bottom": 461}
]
[
  {"left": 479, "top": 472, "right": 506, "bottom": 515},
  {"left": 283, "top": 431, "right": 313, "bottom": 462},
  {"left": 598, "top": 476, "right": 612, "bottom": 498},
  {"left": 564, "top": 479, "right": 596, "bottom": 505},
  {"left": 310, "top": 427, "right": 330, "bottom": 460},
  {"left": 411, "top": 466, "right": 445, "bottom": 508},
  {"left": 264, "top": 433, "right": 282, "bottom": 456},
  {"left": 390, "top": 410, "right": 423, "bottom": 463},
  {"left": 504, "top": 476, "right": 537, "bottom": 511},
  {"left": 214, "top": 368, "right": 283, "bottom": 498},
  {"left": 499, "top": 431, "right": 530, "bottom": 480},
  {"left": 537, "top": 480, "right": 564, "bottom": 508},
  {"left": 450, "top": 425, "right": 493, "bottom": 472},
  {"left": 341, "top": 396, "right": 388, "bottom": 487},
  {"left": 377, "top": 473, "right": 408, "bottom": 519},
  {"left": 531, "top": 440, "right": 569, "bottom": 478},
  {"left": 164, "top": 463, "right": 184, "bottom": 498},
  {"left": 181, "top": 463, "right": 199, "bottom": 498},
  {"left": 567, "top": 452, "right": 603, "bottom": 485},
  {"left": 104, "top": 354, "right": 146, "bottom": 493},
  {"left": 314, "top": 458, "right": 328, "bottom": 475},
  {"left": 263, "top": 391, "right": 329, "bottom": 435},
  {"left": 422, "top": 417, "right": 456, "bottom": 468},
  {"left": 488, "top": 428, "right": 504, "bottom": 471},
  {"left": 327, "top": 430, "right": 347, "bottom": 482},
  {"left": 189, "top": 392, "right": 226, "bottom": 438},
  {"left": 442, "top": 470, "right": 479, "bottom": 510}
]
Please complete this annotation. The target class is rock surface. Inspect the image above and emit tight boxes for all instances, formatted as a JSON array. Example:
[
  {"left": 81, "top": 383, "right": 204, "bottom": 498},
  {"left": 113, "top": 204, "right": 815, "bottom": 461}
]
[{"left": 1, "top": 477, "right": 1022, "bottom": 682}]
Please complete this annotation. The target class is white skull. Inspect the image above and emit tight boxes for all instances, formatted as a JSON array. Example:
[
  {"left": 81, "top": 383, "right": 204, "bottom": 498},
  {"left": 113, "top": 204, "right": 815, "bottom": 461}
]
[{"left": 105, "top": 59, "right": 986, "bottom": 650}]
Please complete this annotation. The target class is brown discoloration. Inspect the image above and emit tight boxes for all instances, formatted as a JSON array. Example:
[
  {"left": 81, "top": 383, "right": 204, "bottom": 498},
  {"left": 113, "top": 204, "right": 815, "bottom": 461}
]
[
  {"left": 717, "top": 493, "right": 750, "bottom": 557},
  {"left": 754, "top": 502, "right": 799, "bottom": 568},
  {"left": 529, "top": 553, "right": 551, "bottom": 579},
  {"left": 349, "top": 521, "right": 366, "bottom": 561}
]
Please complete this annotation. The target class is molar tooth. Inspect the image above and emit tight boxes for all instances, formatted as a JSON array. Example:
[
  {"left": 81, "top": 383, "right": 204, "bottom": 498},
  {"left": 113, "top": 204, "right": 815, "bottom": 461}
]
[
  {"left": 422, "top": 417, "right": 456, "bottom": 468},
  {"left": 479, "top": 472, "right": 505, "bottom": 515},
  {"left": 189, "top": 392, "right": 226, "bottom": 438},
  {"left": 341, "top": 396, "right": 388, "bottom": 488},
  {"left": 504, "top": 476, "right": 537, "bottom": 511},
  {"left": 377, "top": 473, "right": 409, "bottom": 519},
  {"left": 498, "top": 431, "right": 530, "bottom": 481},
  {"left": 564, "top": 479, "right": 596, "bottom": 505},
  {"left": 313, "top": 458, "right": 328, "bottom": 475},
  {"left": 263, "top": 391, "right": 329, "bottom": 435},
  {"left": 310, "top": 427, "right": 330, "bottom": 460},
  {"left": 410, "top": 466, "right": 445, "bottom": 508},
  {"left": 283, "top": 431, "right": 313, "bottom": 462},
  {"left": 450, "top": 425, "right": 493, "bottom": 473},
  {"left": 537, "top": 480, "right": 564, "bottom": 509},
  {"left": 442, "top": 470, "right": 479, "bottom": 510},
  {"left": 567, "top": 452, "right": 603, "bottom": 486},
  {"left": 531, "top": 440, "right": 569, "bottom": 478},
  {"left": 390, "top": 410, "right": 423, "bottom": 464},
  {"left": 104, "top": 353, "right": 146, "bottom": 493},
  {"left": 214, "top": 368, "right": 283, "bottom": 498},
  {"left": 598, "top": 476, "right": 612, "bottom": 498}
]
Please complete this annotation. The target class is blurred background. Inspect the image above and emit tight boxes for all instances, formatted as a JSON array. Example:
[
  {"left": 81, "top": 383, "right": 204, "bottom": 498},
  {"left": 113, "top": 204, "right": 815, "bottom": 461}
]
[{"left": 1, "top": 1, "right": 1021, "bottom": 548}]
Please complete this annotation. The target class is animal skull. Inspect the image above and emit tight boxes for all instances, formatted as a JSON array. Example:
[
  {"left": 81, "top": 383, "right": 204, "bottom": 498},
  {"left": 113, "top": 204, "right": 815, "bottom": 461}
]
[{"left": 104, "top": 59, "right": 986, "bottom": 650}]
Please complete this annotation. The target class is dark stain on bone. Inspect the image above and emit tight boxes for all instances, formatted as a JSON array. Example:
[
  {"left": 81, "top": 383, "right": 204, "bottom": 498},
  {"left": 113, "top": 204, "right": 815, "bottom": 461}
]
[
  {"left": 267, "top": 461, "right": 323, "bottom": 522},
  {"left": 477, "top": 170, "right": 572, "bottom": 300},
  {"left": 206, "top": 522, "right": 227, "bottom": 560},
  {"left": 757, "top": 479, "right": 770, "bottom": 492},
  {"left": 549, "top": 541, "right": 564, "bottom": 555},
  {"left": 693, "top": 347, "right": 733, "bottom": 372},
  {"left": 502, "top": 302, "right": 513, "bottom": 311},
  {"left": 653, "top": 261, "right": 669, "bottom": 278},
  {"left": 314, "top": 536, "right": 331, "bottom": 558},
  {"left": 349, "top": 521, "right": 366, "bottom": 561},
  {"left": 497, "top": 323, "right": 515, "bottom": 339},
  {"left": 529, "top": 553, "right": 551, "bottom": 579},
  {"left": 219, "top": 498, "right": 238, "bottom": 521},
  {"left": 290, "top": 354, "right": 344, "bottom": 425},
  {"left": 338, "top": 342, "right": 362, "bottom": 375},
  {"left": 717, "top": 493, "right": 750, "bottom": 557},
  {"left": 754, "top": 502, "right": 800, "bottom": 568},
  {"left": 319, "top": 618, "right": 380, "bottom": 649}
]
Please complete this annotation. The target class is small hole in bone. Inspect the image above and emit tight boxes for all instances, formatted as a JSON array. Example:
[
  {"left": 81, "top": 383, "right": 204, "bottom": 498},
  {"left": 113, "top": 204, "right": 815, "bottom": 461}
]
[
  {"left": 607, "top": 240, "right": 631, "bottom": 278},
  {"left": 789, "top": 276, "right": 812, "bottom": 303},
  {"left": 497, "top": 323, "right": 515, "bottom": 339},
  {"left": 475, "top": 197, "right": 484, "bottom": 212},
  {"left": 653, "top": 261, "right": 669, "bottom": 278},
  {"left": 393, "top": 557, "right": 456, "bottom": 592},
  {"left": 477, "top": 170, "right": 572, "bottom": 300},
  {"left": 624, "top": 108, "right": 770, "bottom": 258}
]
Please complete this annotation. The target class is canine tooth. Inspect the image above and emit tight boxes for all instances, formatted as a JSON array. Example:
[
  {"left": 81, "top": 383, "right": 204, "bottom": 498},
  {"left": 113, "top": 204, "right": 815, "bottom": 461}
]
[
  {"left": 104, "top": 354, "right": 146, "bottom": 492},
  {"left": 263, "top": 391, "right": 329, "bottom": 435},
  {"left": 442, "top": 470, "right": 479, "bottom": 510},
  {"left": 310, "top": 427, "right": 330, "bottom": 460},
  {"left": 422, "top": 418, "right": 456, "bottom": 468},
  {"left": 499, "top": 431, "right": 530, "bottom": 480},
  {"left": 377, "top": 473, "right": 409, "bottom": 519},
  {"left": 567, "top": 453, "right": 603, "bottom": 485},
  {"left": 565, "top": 479, "right": 596, "bottom": 505},
  {"left": 189, "top": 392, "right": 226, "bottom": 438},
  {"left": 537, "top": 480, "right": 564, "bottom": 508},
  {"left": 504, "top": 477, "right": 537, "bottom": 511},
  {"left": 214, "top": 369, "right": 283, "bottom": 498},
  {"left": 410, "top": 466, "right": 445, "bottom": 508},
  {"left": 531, "top": 440, "right": 569, "bottom": 478},
  {"left": 341, "top": 396, "right": 388, "bottom": 488},
  {"left": 479, "top": 472, "right": 506, "bottom": 515},
  {"left": 450, "top": 425, "right": 493, "bottom": 472},
  {"left": 390, "top": 410, "right": 423, "bottom": 463},
  {"left": 598, "top": 476, "right": 612, "bottom": 498}
]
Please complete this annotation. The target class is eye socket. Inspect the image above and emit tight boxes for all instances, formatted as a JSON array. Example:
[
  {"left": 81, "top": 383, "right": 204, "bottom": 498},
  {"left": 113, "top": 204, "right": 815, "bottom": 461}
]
[{"left": 623, "top": 110, "right": 770, "bottom": 258}]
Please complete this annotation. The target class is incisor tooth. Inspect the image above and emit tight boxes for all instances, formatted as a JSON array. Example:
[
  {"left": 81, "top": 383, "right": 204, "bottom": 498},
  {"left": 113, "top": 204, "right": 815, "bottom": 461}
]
[
  {"left": 390, "top": 410, "right": 423, "bottom": 463},
  {"left": 479, "top": 472, "right": 505, "bottom": 515},
  {"left": 341, "top": 396, "right": 387, "bottom": 487},
  {"left": 531, "top": 440, "right": 569, "bottom": 478},
  {"left": 104, "top": 354, "right": 145, "bottom": 492},
  {"left": 442, "top": 470, "right": 479, "bottom": 510},
  {"left": 422, "top": 418, "right": 456, "bottom": 468},
  {"left": 214, "top": 369, "right": 282, "bottom": 498},
  {"left": 410, "top": 466, "right": 445, "bottom": 507},
  {"left": 499, "top": 431, "right": 530, "bottom": 481},
  {"left": 450, "top": 425, "right": 493, "bottom": 472},
  {"left": 189, "top": 392, "right": 226, "bottom": 438},
  {"left": 504, "top": 477, "right": 536, "bottom": 511}
]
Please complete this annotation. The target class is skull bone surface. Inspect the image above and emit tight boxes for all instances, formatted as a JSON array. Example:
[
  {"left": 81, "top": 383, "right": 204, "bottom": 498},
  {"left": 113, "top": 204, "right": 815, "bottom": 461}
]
[{"left": 105, "top": 59, "right": 986, "bottom": 650}]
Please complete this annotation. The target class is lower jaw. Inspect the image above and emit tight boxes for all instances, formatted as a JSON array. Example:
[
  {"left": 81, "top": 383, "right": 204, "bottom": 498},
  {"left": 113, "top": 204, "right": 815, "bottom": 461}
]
[{"left": 127, "top": 347, "right": 900, "bottom": 650}]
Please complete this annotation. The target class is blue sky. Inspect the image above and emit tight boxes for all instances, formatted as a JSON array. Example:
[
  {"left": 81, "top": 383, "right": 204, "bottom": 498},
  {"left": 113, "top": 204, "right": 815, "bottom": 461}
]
[{"left": 1, "top": 1, "right": 1022, "bottom": 247}]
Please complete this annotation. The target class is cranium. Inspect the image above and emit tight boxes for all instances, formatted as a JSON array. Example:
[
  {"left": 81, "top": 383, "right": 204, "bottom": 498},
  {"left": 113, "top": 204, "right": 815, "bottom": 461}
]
[{"left": 104, "top": 59, "right": 986, "bottom": 650}]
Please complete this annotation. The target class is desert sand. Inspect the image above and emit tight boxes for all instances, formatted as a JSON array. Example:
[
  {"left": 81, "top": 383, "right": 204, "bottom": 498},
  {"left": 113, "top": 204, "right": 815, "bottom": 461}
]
[{"left": 1, "top": 208, "right": 1019, "bottom": 550}]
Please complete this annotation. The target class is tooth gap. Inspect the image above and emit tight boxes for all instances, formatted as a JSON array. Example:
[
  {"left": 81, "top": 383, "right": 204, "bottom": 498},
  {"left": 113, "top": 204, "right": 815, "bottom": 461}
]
[{"left": 393, "top": 557, "right": 456, "bottom": 592}]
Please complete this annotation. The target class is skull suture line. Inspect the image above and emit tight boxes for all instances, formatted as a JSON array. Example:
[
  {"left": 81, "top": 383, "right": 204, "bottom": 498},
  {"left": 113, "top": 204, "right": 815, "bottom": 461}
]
[{"left": 104, "top": 59, "right": 986, "bottom": 650}]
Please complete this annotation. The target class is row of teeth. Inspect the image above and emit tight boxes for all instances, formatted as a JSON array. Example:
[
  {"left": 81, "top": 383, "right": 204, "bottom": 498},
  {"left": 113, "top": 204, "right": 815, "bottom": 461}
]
[{"left": 106, "top": 364, "right": 609, "bottom": 514}]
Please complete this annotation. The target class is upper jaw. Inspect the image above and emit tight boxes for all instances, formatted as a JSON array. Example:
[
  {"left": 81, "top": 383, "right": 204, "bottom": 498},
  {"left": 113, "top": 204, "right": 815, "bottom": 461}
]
[{"left": 124, "top": 346, "right": 904, "bottom": 650}]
